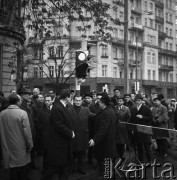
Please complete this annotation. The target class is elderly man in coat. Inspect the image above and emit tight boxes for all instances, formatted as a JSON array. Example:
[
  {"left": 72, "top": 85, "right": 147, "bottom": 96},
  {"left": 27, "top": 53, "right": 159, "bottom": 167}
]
[
  {"left": 89, "top": 95, "right": 117, "bottom": 171},
  {"left": 130, "top": 94, "right": 153, "bottom": 163},
  {"left": 68, "top": 95, "right": 91, "bottom": 174},
  {"left": 42, "top": 89, "right": 75, "bottom": 180},
  {"left": 151, "top": 97, "right": 169, "bottom": 158},
  {"left": 0, "top": 94, "right": 33, "bottom": 180}
]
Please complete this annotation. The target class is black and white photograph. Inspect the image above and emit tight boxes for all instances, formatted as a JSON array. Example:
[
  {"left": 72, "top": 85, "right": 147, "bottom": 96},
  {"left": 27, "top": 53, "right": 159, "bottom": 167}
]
[{"left": 0, "top": 0, "right": 177, "bottom": 179}]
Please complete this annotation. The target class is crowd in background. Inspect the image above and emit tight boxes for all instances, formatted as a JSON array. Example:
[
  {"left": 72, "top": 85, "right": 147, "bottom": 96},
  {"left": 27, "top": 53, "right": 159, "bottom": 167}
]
[{"left": 0, "top": 87, "right": 177, "bottom": 180}]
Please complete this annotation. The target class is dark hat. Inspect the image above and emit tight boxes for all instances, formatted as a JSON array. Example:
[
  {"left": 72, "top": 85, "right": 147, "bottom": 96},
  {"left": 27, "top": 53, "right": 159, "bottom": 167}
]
[
  {"left": 100, "top": 95, "right": 111, "bottom": 106},
  {"left": 91, "top": 90, "right": 97, "bottom": 95},
  {"left": 135, "top": 94, "right": 143, "bottom": 100},
  {"left": 83, "top": 93, "right": 92, "bottom": 98},
  {"left": 153, "top": 97, "right": 161, "bottom": 101},
  {"left": 117, "top": 96, "right": 124, "bottom": 100},
  {"left": 19, "top": 87, "right": 32, "bottom": 95},
  {"left": 124, "top": 94, "right": 131, "bottom": 98}
]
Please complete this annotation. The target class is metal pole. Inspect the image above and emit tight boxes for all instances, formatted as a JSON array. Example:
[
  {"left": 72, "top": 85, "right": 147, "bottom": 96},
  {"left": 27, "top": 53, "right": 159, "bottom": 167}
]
[
  {"left": 124, "top": 0, "right": 129, "bottom": 94},
  {"left": 135, "top": 29, "right": 138, "bottom": 94}
]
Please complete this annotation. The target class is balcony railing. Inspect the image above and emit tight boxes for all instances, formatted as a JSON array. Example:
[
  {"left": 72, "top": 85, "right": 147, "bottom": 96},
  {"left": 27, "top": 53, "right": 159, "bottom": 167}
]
[
  {"left": 159, "top": 64, "right": 174, "bottom": 71},
  {"left": 158, "top": 48, "right": 177, "bottom": 56},
  {"left": 129, "top": 60, "right": 136, "bottom": 67},
  {"left": 158, "top": 31, "right": 167, "bottom": 39},
  {"left": 155, "top": 0, "right": 164, "bottom": 8},
  {"left": 130, "top": 23, "right": 144, "bottom": 32},
  {"left": 131, "top": 6, "right": 142, "bottom": 14},
  {"left": 129, "top": 41, "right": 143, "bottom": 48},
  {"left": 155, "top": 16, "right": 164, "bottom": 23},
  {"left": 112, "top": 37, "right": 124, "bottom": 45}
]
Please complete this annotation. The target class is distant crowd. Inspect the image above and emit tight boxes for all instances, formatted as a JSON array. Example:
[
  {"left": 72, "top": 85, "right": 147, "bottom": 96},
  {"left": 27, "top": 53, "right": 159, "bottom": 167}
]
[{"left": 0, "top": 87, "right": 176, "bottom": 180}]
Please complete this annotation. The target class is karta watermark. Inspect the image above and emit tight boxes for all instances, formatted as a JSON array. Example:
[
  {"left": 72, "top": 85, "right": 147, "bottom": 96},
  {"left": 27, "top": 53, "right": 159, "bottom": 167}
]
[{"left": 104, "top": 158, "right": 176, "bottom": 179}]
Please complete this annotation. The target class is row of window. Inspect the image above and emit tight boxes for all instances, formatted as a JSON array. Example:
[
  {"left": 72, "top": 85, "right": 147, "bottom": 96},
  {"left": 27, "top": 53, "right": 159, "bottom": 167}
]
[
  {"left": 48, "top": 46, "right": 64, "bottom": 58},
  {"left": 33, "top": 66, "right": 64, "bottom": 78},
  {"left": 159, "top": 72, "right": 173, "bottom": 82}
]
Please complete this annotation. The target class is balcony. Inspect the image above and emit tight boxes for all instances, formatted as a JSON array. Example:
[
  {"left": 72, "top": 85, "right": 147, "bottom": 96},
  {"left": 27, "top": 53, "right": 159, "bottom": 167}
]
[
  {"left": 131, "top": 6, "right": 142, "bottom": 15},
  {"left": 28, "top": 37, "right": 43, "bottom": 47},
  {"left": 130, "top": 23, "right": 144, "bottom": 32},
  {"left": 112, "top": 37, "right": 124, "bottom": 46},
  {"left": 129, "top": 60, "right": 136, "bottom": 67},
  {"left": 129, "top": 41, "right": 143, "bottom": 49},
  {"left": 144, "top": 42, "right": 158, "bottom": 48},
  {"left": 155, "top": 0, "right": 164, "bottom": 8},
  {"left": 158, "top": 48, "right": 177, "bottom": 57},
  {"left": 117, "top": 59, "right": 124, "bottom": 66},
  {"left": 159, "top": 64, "right": 174, "bottom": 71},
  {"left": 155, "top": 16, "right": 164, "bottom": 23},
  {"left": 158, "top": 31, "right": 167, "bottom": 39}
]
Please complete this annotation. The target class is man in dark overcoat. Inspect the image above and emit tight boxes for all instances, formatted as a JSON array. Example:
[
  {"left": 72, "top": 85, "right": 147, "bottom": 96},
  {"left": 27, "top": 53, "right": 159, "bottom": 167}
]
[
  {"left": 36, "top": 94, "right": 53, "bottom": 174},
  {"left": 115, "top": 97, "right": 131, "bottom": 158},
  {"left": 42, "top": 89, "right": 75, "bottom": 180},
  {"left": 129, "top": 94, "right": 153, "bottom": 163},
  {"left": 68, "top": 95, "right": 90, "bottom": 174},
  {"left": 89, "top": 95, "right": 117, "bottom": 171}
]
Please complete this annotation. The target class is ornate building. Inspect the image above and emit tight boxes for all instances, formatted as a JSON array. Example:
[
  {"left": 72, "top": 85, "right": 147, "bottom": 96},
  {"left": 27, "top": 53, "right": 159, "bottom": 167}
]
[{"left": 0, "top": 0, "right": 25, "bottom": 96}]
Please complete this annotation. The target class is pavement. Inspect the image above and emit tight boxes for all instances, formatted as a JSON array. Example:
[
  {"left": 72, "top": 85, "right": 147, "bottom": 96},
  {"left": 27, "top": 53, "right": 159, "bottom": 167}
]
[{"left": 1, "top": 144, "right": 177, "bottom": 180}]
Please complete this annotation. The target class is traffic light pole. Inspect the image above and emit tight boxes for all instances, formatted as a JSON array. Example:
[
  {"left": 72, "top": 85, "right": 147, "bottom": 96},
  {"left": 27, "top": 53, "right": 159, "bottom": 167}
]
[
  {"left": 75, "top": 40, "right": 87, "bottom": 96},
  {"left": 124, "top": 0, "right": 129, "bottom": 94}
]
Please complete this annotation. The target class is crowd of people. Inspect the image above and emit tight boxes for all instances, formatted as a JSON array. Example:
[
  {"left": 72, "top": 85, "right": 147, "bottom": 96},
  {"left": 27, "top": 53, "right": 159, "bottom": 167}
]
[{"left": 0, "top": 87, "right": 177, "bottom": 180}]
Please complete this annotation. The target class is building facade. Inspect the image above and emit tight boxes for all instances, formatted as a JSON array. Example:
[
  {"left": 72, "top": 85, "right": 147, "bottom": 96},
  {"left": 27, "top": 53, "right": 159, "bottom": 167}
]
[
  {"left": 26, "top": 0, "right": 177, "bottom": 98},
  {"left": 0, "top": 0, "right": 26, "bottom": 96}
]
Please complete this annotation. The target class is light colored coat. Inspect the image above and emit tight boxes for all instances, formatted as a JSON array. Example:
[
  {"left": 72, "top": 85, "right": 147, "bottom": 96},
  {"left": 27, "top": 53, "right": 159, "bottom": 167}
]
[{"left": 0, "top": 105, "right": 33, "bottom": 169}]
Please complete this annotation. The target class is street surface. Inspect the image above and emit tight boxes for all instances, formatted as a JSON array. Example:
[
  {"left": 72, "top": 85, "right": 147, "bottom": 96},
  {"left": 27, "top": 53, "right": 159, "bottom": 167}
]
[{"left": 0, "top": 145, "right": 177, "bottom": 180}]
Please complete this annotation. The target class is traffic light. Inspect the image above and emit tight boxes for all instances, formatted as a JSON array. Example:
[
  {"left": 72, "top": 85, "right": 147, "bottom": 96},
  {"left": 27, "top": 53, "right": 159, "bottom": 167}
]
[{"left": 75, "top": 50, "right": 90, "bottom": 79}]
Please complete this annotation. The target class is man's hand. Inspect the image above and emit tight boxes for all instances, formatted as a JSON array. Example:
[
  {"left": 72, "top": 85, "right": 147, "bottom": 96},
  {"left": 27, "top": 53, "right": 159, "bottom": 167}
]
[
  {"left": 136, "top": 115, "right": 143, "bottom": 119},
  {"left": 72, "top": 131, "right": 75, "bottom": 139},
  {"left": 89, "top": 139, "right": 95, "bottom": 147}
]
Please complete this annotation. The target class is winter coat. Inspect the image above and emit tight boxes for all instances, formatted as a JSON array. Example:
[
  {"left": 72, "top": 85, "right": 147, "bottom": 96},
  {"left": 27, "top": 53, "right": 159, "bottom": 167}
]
[
  {"left": 0, "top": 105, "right": 33, "bottom": 169},
  {"left": 151, "top": 104, "right": 169, "bottom": 129},
  {"left": 48, "top": 101, "right": 73, "bottom": 166},
  {"left": 93, "top": 106, "right": 117, "bottom": 161},
  {"left": 36, "top": 105, "right": 50, "bottom": 151},
  {"left": 20, "top": 101, "right": 36, "bottom": 142},
  {"left": 130, "top": 104, "right": 153, "bottom": 143},
  {"left": 115, "top": 105, "right": 131, "bottom": 144},
  {"left": 68, "top": 105, "right": 90, "bottom": 152}
]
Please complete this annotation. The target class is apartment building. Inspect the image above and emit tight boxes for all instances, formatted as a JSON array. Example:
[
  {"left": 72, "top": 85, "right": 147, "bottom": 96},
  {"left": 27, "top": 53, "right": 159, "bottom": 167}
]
[{"left": 27, "top": 0, "right": 177, "bottom": 98}]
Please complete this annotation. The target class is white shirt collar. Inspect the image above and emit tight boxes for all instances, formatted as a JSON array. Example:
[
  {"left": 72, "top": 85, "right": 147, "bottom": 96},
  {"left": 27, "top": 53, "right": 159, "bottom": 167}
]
[
  {"left": 60, "top": 100, "right": 67, "bottom": 107},
  {"left": 137, "top": 104, "right": 142, "bottom": 111}
]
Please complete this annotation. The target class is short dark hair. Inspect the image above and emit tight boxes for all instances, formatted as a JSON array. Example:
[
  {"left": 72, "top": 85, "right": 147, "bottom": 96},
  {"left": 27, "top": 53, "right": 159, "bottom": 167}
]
[
  {"left": 44, "top": 94, "right": 52, "bottom": 99},
  {"left": 158, "top": 94, "right": 164, "bottom": 100},
  {"left": 113, "top": 88, "right": 120, "bottom": 92},
  {"left": 8, "top": 94, "right": 20, "bottom": 105},
  {"left": 100, "top": 95, "right": 111, "bottom": 106},
  {"left": 10, "top": 89, "right": 15, "bottom": 92},
  {"left": 49, "top": 88, "right": 56, "bottom": 93},
  {"left": 60, "top": 89, "right": 71, "bottom": 99},
  {"left": 74, "top": 95, "right": 82, "bottom": 100}
]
